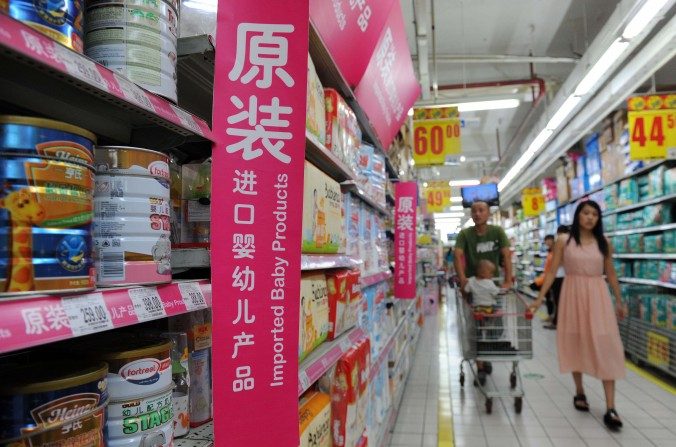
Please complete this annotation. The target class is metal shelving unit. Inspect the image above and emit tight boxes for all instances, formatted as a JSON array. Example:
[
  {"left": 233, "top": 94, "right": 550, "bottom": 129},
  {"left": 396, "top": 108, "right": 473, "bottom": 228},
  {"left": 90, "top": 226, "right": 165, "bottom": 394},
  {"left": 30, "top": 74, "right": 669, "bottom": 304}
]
[
  {"left": 613, "top": 253, "right": 676, "bottom": 260},
  {"left": 603, "top": 193, "right": 676, "bottom": 216},
  {"left": 606, "top": 223, "right": 676, "bottom": 237},
  {"left": 619, "top": 277, "right": 676, "bottom": 290}
]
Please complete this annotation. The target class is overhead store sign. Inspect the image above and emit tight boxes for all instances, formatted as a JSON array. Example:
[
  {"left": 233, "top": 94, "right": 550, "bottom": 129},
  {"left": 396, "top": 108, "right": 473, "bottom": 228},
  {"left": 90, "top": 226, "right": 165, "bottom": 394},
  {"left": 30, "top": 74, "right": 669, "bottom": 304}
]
[
  {"left": 394, "top": 182, "right": 418, "bottom": 299},
  {"left": 354, "top": 1, "right": 421, "bottom": 150},
  {"left": 628, "top": 94, "right": 675, "bottom": 160},
  {"left": 412, "top": 107, "right": 462, "bottom": 166},
  {"left": 211, "top": 3, "right": 308, "bottom": 446},
  {"left": 424, "top": 180, "right": 451, "bottom": 213},
  {"left": 521, "top": 187, "right": 545, "bottom": 217},
  {"left": 310, "top": 0, "right": 396, "bottom": 87}
]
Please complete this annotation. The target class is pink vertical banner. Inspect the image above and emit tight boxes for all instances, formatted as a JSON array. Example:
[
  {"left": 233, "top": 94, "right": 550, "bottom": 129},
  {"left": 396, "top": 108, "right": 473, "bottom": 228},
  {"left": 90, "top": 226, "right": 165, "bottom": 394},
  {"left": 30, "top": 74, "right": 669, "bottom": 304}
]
[
  {"left": 394, "top": 182, "right": 417, "bottom": 299},
  {"left": 310, "top": 0, "right": 396, "bottom": 87},
  {"left": 354, "top": 2, "right": 421, "bottom": 149},
  {"left": 211, "top": 2, "right": 308, "bottom": 445}
]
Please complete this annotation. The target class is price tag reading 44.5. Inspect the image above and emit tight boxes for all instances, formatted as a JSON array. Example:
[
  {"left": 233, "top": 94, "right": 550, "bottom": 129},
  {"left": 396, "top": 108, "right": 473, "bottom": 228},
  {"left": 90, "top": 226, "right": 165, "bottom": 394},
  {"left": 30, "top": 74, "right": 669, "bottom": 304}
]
[
  {"left": 179, "top": 282, "right": 207, "bottom": 311},
  {"left": 61, "top": 293, "right": 114, "bottom": 336},
  {"left": 628, "top": 94, "right": 676, "bottom": 160},
  {"left": 129, "top": 287, "right": 166, "bottom": 322}
]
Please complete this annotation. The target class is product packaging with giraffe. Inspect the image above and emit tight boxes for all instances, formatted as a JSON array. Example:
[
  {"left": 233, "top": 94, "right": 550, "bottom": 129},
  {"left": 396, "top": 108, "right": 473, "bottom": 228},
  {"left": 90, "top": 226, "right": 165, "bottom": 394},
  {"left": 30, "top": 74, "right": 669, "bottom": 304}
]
[
  {"left": 302, "top": 161, "right": 345, "bottom": 254},
  {"left": 0, "top": 155, "right": 95, "bottom": 295},
  {"left": 299, "top": 272, "right": 330, "bottom": 361}
]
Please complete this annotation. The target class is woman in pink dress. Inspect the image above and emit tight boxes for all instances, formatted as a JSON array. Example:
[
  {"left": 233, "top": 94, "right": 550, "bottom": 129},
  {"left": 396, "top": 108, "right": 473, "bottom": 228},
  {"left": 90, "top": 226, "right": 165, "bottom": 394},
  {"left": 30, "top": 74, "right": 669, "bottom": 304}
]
[{"left": 529, "top": 200, "right": 628, "bottom": 431}]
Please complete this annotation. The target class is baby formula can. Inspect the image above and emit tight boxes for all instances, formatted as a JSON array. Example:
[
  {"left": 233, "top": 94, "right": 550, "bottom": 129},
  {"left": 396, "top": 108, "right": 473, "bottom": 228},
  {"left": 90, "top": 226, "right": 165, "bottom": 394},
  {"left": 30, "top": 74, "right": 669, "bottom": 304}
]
[
  {"left": 1, "top": 0, "right": 85, "bottom": 52},
  {"left": 0, "top": 153, "right": 95, "bottom": 296},
  {"left": 0, "top": 116, "right": 96, "bottom": 167},
  {"left": 106, "top": 385, "right": 174, "bottom": 447},
  {"left": 0, "top": 361, "right": 108, "bottom": 446},
  {"left": 94, "top": 146, "right": 170, "bottom": 178},
  {"left": 98, "top": 336, "right": 173, "bottom": 401},
  {"left": 84, "top": 0, "right": 178, "bottom": 102}
]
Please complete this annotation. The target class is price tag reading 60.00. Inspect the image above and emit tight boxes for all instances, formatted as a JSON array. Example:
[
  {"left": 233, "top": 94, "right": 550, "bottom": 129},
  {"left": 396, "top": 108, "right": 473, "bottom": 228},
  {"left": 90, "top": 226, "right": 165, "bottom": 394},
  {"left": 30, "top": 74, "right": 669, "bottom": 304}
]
[{"left": 413, "top": 119, "right": 461, "bottom": 166}]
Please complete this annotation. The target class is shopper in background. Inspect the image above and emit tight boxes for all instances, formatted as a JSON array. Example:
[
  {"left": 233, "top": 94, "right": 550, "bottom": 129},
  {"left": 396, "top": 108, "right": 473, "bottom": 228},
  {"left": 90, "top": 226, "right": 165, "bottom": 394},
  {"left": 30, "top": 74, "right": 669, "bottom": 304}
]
[
  {"left": 531, "top": 234, "right": 556, "bottom": 322},
  {"left": 529, "top": 200, "right": 627, "bottom": 431},
  {"left": 544, "top": 225, "right": 571, "bottom": 330},
  {"left": 454, "top": 200, "right": 513, "bottom": 291}
]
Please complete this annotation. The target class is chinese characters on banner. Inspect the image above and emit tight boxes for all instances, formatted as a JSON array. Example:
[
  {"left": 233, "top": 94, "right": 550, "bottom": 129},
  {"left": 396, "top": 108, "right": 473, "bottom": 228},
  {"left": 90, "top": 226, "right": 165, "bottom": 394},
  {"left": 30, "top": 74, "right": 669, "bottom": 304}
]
[
  {"left": 394, "top": 182, "right": 417, "bottom": 299},
  {"left": 309, "top": 0, "right": 396, "bottom": 86},
  {"left": 627, "top": 94, "right": 675, "bottom": 160},
  {"left": 354, "top": 1, "right": 421, "bottom": 149},
  {"left": 412, "top": 107, "right": 462, "bottom": 166},
  {"left": 211, "top": 2, "right": 308, "bottom": 445},
  {"left": 424, "top": 180, "right": 451, "bottom": 213}
]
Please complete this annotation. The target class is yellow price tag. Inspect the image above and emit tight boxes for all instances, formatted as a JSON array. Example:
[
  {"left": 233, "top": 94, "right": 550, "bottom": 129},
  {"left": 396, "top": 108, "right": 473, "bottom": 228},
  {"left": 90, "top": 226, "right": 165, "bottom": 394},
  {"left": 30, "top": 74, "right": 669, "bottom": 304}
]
[
  {"left": 647, "top": 331, "right": 669, "bottom": 368},
  {"left": 522, "top": 188, "right": 545, "bottom": 217},
  {"left": 628, "top": 94, "right": 676, "bottom": 160},
  {"left": 424, "top": 181, "right": 451, "bottom": 213},
  {"left": 412, "top": 107, "right": 461, "bottom": 166}
]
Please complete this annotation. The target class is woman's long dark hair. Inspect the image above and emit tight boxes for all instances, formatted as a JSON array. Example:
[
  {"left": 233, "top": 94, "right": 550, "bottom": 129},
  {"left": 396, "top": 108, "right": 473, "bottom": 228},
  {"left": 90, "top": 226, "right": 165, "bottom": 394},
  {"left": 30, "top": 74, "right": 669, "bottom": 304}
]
[{"left": 567, "top": 200, "right": 609, "bottom": 257}]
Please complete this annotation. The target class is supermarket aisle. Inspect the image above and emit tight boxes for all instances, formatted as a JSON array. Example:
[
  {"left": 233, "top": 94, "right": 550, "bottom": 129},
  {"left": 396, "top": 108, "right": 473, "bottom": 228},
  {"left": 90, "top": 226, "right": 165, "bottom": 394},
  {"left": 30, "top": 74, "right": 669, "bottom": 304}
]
[
  {"left": 387, "top": 302, "right": 441, "bottom": 447},
  {"left": 442, "top": 285, "right": 676, "bottom": 447}
]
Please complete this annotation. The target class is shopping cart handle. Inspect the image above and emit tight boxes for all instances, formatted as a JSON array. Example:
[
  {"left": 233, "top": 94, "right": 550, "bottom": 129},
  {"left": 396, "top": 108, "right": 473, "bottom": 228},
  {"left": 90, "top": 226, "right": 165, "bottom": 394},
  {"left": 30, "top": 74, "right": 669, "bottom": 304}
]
[{"left": 525, "top": 310, "right": 534, "bottom": 320}]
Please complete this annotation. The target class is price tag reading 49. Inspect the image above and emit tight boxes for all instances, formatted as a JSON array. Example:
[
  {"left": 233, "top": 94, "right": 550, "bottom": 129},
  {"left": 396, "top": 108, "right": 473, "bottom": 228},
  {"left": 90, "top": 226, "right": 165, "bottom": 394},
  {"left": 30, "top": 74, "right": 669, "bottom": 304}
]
[
  {"left": 628, "top": 94, "right": 675, "bottom": 160},
  {"left": 412, "top": 107, "right": 461, "bottom": 166}
]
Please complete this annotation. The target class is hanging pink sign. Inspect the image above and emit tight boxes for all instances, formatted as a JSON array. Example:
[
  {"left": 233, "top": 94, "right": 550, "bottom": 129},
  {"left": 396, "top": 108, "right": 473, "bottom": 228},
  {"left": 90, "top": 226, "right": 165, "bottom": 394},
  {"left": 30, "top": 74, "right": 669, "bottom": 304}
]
[
  {"left": 211, "top": 2, "right": 308, "bottom": 445},
  {"left": 394, "top": 182, "right": 418, "bottom": 299},
  {"left": 310, "top": 0, "right": 396, "bottom": 87},
  {"left": 354, "top": 2, "right": 421, "bottom": 149}
]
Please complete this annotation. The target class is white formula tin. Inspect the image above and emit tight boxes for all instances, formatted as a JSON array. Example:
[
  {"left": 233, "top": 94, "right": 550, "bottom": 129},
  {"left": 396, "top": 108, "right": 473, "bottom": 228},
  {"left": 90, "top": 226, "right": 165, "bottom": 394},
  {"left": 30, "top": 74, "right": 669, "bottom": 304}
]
[
  {"left": 106, "top": 385, "right": 174, "bottom": 447},
  {"left": 94, "top": 146, "right": 170, "bottom": 179},
  {"left": 84, "top": 0, "right": 178, "bottom": 102},
  {"left": 93, "top": 173, "right": 171, "bottom": 286}
]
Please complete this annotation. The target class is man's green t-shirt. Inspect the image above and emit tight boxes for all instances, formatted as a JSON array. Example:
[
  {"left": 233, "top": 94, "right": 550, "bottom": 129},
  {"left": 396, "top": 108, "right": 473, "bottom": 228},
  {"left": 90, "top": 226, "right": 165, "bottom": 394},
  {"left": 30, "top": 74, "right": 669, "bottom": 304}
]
[{"left": 456, "top": 225, "right": 510, "bottom": 278}]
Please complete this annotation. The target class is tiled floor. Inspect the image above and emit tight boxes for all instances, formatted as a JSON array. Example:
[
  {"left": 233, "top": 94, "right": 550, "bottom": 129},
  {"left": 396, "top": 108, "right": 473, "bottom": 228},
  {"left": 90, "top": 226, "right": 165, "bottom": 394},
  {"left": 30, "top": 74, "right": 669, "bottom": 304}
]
[{"left": 390, "top": 285, "right": 676, "bottom": 447}]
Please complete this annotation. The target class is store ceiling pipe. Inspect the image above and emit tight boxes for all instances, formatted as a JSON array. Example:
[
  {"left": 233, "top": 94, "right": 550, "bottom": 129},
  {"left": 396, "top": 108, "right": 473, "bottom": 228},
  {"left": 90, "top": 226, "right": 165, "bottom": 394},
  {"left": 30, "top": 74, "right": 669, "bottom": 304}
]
[
  {"left": 412, "top": 54, "right": 579, "bottom": 64},
  {"left": 413, "top": 0, "right": 431, "bottom": 100},
  {"left": 497, "top": 0, "right": 675, "bottom": 200},
  {"left": 500, "top": 11, "right": 676, "bottom": 204}
]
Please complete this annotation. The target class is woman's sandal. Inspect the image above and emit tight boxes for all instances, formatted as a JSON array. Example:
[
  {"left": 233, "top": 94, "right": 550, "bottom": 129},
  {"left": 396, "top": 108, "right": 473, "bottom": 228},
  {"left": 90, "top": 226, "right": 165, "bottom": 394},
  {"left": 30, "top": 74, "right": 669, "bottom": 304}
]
[
  {"left": 603, "top": 409, "right": 623, "bottom": 431},
  {"left": 573, "top": 394, "right": 590, "bottom": 411}
]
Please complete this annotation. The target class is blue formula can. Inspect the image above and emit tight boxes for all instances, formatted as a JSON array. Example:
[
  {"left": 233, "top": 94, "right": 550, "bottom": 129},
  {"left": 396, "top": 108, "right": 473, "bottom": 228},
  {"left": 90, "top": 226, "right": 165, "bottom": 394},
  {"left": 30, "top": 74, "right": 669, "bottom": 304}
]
[
  {"left": 0, "top": 153, "right": 95, "bottom": 296},
  {"left": 0, "top": 361, "right": 108, "bottom": 446},
  {"left": 1, "top": 0, "right": 85, "bottom": 52},
  {"left": 0, "top": 116, "right": 96, "bottom": 167}
]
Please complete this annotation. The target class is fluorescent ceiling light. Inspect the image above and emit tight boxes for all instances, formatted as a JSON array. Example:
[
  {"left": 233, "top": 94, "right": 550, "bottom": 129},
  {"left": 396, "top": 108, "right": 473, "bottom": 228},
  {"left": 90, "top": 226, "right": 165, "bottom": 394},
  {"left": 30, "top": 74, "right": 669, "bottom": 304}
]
[
  {"left": 450, "top": 196, "right": 462, "bottom": 203},
  {"left": 623, "top": 0, "right": 670, "bottom": 39},
  {"left": 183, "top": 0, "right": 216, "bottom": 11},
  {"left": 410, "top": 159, "right": 416, "bottom": 166},
  {"left": 574, "top": 38, "right": 630, "bottom": 96},
  {"left": 434, "top": 212, "right": 465, "bottom": 218},
  {"left": 407, "top": 108, "right": 414, "bottom": 116},
  {"left": 457, "top": 99, "right": 520, "bottom": 112},
  {"left": 546, "top": 95, "right": 582, "bottom": 130},
  {"left": 459, "top": 156, "right": 466, "bottom": 162},
  {"left": 423, "top": 182, "right": 429, "bottom": 187},
  {"left": 498, "top": 129, "right": 553, "bottom": 191},
  {"left": 449, "top": 179, "right": 480, "bottom": 186}
]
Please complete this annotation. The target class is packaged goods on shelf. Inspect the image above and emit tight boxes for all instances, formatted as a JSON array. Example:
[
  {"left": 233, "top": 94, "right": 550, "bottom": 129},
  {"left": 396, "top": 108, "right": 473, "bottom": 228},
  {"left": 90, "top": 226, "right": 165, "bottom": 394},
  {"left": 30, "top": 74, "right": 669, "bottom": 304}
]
[
  {"left": 643, "top": 234, "right": 663, "bottom": 253},
  {"left": 327, "top": 269, "right": 361, "bottom": 340},
  {"left": 0, "top": 361, "right": 108, "bottom": 446},
  {"left": 585, "top": 134, "right": 603, "bottom": 190},
  {"left": 643, "top": 203, "right": 672, "bottom": 227},
  {"left": 343, "top": 193, "right": 361, "bottom": 257},
  {"left": 94, "top": 147, "right": 172, "bottom": 286},
  {"left": 302, "top": 161, "right": 345, "bottom": 254},
  {"left": 307, "top": 55, "right": 326, "bottom": 143},
  {"left": 361, "top": 282, "right": 391, "bottom": 357},
  {"left": 612, "top": 235, "right": 627, "bottom": 253},
  {"left": 84, "top": 0, "right": 180, "bottom": 102},
  {"left": 556, "top": 166, "right": 570, "bottom": 203},
  {"left": 360, "top": 205, "right": 376, "bottom": 274},
  {"left": 627, "top": 234, "right": 644, "bottom": 253},
  {"left": 1, "top": 0, "right": 85, "bottom": 52},
  {"left": 603, "top": 184, "right": 618, "bottom": 211},
  {"left": 666, "top": 168, "right": 676, "bottom": 195},
  {"left": 1, "top": 152, "right": 95, "bottom": 296},
  {"left": 355, "top": 144, "right": 387, "bottom": 209},
  {"left": 180, "top": 162, "right": 211, "bottom": 244},
  {"left": 300, "top": 273, "right": 330, "bottom": 361},
  {"left": 324, "top": 89, "right": 361, "bottom": 173},
  {"left": 614, "top": 259, "right": 632, "bottom": 277},
  {"left": 665, "top": 230, "right": 676, "bottom": 253},
  {"left": 161, "top": 331, "right": 191, "bottom": 437},
  {"left": 618, "top": 177, "right": 639, "bottom": 206},
  {"left": 299, "top": 391, "right": 332, "bottom": 447},
  {"left": 319, "top": 337, "right": 370, "bottom": 447}
]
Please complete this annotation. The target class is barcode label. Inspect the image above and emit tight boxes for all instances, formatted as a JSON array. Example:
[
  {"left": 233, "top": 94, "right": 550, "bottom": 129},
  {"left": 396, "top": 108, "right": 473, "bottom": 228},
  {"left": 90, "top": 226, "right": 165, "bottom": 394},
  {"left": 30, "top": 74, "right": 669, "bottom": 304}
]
[
  {"left": 178, "top": 282, "right": 207, "bottom": 311},
  {"left": 129, "top": 287, "right": 166, "bottom": 322},
  {"left": 299, "top": 370, "right": 310, "bottom": 391},
  {"left": 171, "top": 105, "right": 202, "bottom": 135},
  {"left": 116, "top": 73, "right": 155, "bottom": 112},
  {"left": 61, "top": 293, "right": 114, "bottom": 336},
  {"left": 100, "top": 251, "right": 124, "bottom": 280}
]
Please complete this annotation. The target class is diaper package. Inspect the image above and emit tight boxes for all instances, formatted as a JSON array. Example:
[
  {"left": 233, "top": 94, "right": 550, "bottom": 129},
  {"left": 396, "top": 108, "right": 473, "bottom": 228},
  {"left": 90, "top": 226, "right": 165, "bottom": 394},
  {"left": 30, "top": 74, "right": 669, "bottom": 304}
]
[
  {"left": 327, "top": 269, "right": 360, "bottom": 340},
  {"left": 299, "top": 391, "right": 332, "bottom": 447},
  {"left": 307, "top": 55, "right": 326, "bottom": 143},
  {"left": 343, "top": 193, "right": 362, "bottom": 257},
  {"left": 618, "top": 178, "right": 639, "bottom": 206},
  {"left": 643, "top": 234, "right": 663, "bottom": 253},
  {"left": 324, "top": 88, "right": 361, "bottom": 172},
  {"left": 299, "top": 273, "right": 330, "bottom": 361},
  {"left": 627, "top": 234, "right": 644, "bottom": 253},
  {"left": 665, "top": 230, "right": 676, "bottom": 253},
  {"left": 665, "top": 167, "right": 676, "bottom": 195},
  {"left": 643, "top": 203, "right": 672, "bottom": 227},
  {"left": 303, "top": 161, "right": 346, "bottom": 253},
  {"left": 603, "top": 184, "right": 618, "bottom": 211}
]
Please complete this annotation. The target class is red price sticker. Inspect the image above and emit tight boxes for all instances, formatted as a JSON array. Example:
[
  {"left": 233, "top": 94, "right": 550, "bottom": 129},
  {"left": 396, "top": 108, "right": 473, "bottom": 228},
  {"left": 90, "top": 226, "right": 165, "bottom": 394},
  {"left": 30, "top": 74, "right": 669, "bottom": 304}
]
[
  {"left": 628, "top": 94, "right": 675, "bottom": 160},
  {"left": 412, "top": 109, "right": 462, "bottom": 166}
]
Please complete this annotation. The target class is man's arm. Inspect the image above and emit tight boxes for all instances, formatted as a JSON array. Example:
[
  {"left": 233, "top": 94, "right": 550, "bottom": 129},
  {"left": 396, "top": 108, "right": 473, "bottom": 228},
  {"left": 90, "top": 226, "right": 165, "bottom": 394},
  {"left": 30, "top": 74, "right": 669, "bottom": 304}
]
[
  {"left": 498, "top": 228, "right": 513, "bottom": 288},
  {"left": 454, "top": 230, "right": 468, "bottom": 289}
]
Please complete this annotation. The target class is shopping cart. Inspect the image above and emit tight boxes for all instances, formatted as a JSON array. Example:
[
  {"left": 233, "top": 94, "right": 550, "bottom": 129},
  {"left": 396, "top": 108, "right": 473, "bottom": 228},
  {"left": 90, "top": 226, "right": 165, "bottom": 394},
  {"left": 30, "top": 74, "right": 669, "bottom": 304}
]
[{"left": 454, "top": 282, "right": 533, "bottom": 414}]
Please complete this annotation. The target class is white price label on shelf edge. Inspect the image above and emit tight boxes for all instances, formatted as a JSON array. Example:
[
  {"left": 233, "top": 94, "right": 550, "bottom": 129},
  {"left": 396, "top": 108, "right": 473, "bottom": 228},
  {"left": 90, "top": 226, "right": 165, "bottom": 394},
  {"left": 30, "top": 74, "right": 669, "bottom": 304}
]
[
  {"left": 299, "top": 370, "right": 310, "bottom": 391},
  {"left": 340, "top": 338, "right": 353, "bottom": 352},
  {"left": 55, "top": 45, "right": 108, "bottom": 92},
  {"left": 116, "top": 74, "right": 155, "bottom": 112},
  {"left": 128, "top": 287, "right": 166, "bottom": 322},
  {"left": 61, "top": 292, "right": 114, "bottom": 336},
  {"left": 178, "top": 282, "right": 207, "bottom": 311},
  {"left": 171, "top": 105, "right": 202, "bottom": 135}
]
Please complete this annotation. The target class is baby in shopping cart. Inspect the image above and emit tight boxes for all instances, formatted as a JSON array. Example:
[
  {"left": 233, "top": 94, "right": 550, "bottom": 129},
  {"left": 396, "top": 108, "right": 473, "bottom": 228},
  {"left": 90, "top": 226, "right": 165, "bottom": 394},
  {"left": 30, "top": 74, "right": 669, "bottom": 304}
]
[{"left": 464, "top": 259, "right": 500, "bottom": 311}]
